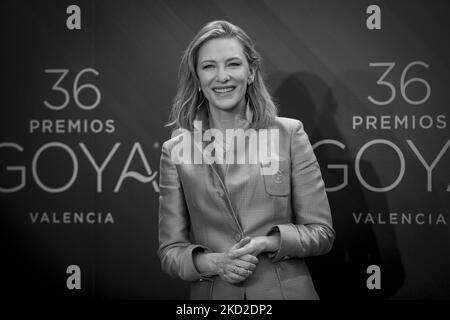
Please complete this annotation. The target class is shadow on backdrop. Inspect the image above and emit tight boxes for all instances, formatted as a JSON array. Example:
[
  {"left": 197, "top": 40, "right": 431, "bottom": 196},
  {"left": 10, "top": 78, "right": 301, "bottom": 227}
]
[{"left": 270, "top": 71, "right": 405, "bottom": 299}]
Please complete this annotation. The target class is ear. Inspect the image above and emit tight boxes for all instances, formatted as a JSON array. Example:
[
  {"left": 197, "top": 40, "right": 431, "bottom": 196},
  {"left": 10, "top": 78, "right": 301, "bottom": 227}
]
[
  {"left": 248, "top": 67, "right": 256, "bottom": 83},
  {"left": 196, "top": 79, "right": 203, "bottom": 91}
]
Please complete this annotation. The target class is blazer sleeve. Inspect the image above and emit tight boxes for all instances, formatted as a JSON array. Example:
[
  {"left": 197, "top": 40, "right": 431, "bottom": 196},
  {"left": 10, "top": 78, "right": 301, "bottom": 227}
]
[
  {"left": 157, "top": 140, "right": 211, "bottom": 282},
  {"left": 268, "top": 120, "right": 335, "bottom": 262}
]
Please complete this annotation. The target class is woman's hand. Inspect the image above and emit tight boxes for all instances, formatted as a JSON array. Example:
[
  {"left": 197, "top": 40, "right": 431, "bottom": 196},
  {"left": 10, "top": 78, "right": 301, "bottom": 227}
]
[
  {"left": 213, "top": 237, "right": 259, "bottom": 284},
  {"left": 194, "top": 237, "right": 259, "bottom": 284},
  {"left": 194, "top": 233, "right": 281, "bottom": 284},
  {"left": 228, "top": 234, "right": 281, "bottom": 258}
]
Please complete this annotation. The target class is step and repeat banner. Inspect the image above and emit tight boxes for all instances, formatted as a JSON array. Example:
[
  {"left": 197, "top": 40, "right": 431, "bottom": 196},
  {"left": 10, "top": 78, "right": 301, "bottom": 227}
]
[{"left": 1, "top": 0, "right": 449, "bottom": 299}]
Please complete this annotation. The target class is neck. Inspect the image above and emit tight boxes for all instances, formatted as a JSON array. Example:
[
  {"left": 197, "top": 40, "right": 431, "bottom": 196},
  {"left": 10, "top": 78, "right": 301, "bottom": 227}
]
[{"left": 208, "top": 100, "right": 248, "bottom": 131}]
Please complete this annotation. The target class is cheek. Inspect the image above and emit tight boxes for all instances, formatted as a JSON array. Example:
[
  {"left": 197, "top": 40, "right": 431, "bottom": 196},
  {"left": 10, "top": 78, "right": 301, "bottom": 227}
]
[
  {"left": 238, "top": 85, "right": 248, "bottom": 99},
  {"left": 198, "top": 72, "right": 213, "bottom": 87},
  {"left": 236, "top": 75, "right": 249, "bottom": 91},
  {"left": 235, "top": 71, "right": 250, "bottom": 86}
]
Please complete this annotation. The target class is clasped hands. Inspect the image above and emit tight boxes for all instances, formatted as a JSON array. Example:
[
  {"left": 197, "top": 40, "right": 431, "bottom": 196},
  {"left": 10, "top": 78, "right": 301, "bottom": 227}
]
[{"left": 194, "top": 235, "right": 280, "bottom": 284}]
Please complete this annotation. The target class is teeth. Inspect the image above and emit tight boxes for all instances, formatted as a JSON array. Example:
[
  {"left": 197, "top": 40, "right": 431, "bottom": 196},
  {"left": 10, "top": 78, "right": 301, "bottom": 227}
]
[{"left": 213, "top": 87, "right": 234, "bottom": 93}]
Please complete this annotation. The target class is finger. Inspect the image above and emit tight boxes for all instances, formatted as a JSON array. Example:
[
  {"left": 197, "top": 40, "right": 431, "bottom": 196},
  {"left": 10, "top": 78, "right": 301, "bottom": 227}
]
[
  {"left": 228, "top": 245, "right": 254, "bottom": 259},
  {"left": 230, "top": 236, "right": 251, "bottom": 251},
  {"left": 235, "top": 260, "right": 256, "bottom": 272},
  {"left": 239, "top": 268, "right": 253, "bottom": 278},
  {"left": 223, "top": 273, "right": 244, "bottom": 284},
  {"left": 239, "top": 254, "right": 259, "bottom": 265},
  {"left": 230, "top": 265, "right": 253, "bottom": 278},
  {"left": 223, "top": 276, "right": 239, "bottom": 284},
  {"left": 225, "top": 271, "right": 246, "bottom": 283}
]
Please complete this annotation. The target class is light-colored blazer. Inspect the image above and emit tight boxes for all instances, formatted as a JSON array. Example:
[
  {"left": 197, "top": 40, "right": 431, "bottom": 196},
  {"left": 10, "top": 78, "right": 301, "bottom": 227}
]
[{"left": 158, "top": 108, "right": 335, "bottom": 300}]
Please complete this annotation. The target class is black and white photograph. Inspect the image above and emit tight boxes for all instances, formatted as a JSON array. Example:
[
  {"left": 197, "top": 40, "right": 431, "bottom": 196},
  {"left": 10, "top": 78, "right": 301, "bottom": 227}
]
[{"left": 1, "top": 0, "right": 449, "bottom": 310}]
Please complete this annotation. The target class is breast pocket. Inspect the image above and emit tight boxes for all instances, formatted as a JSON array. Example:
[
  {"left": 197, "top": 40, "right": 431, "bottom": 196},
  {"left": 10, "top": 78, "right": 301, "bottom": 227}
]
[{"left": 260, "top": 159, "right": 290, "bottom": 196}]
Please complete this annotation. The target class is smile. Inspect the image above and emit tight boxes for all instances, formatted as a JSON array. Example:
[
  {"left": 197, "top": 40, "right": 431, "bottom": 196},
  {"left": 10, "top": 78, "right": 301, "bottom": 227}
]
[{"left": 212, "top": 86, "right": 236, "bottom": 94}]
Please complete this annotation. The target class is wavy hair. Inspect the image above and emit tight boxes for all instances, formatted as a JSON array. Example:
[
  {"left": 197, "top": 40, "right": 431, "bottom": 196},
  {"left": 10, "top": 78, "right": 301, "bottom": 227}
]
[{"left": 167, "top": 20, "right": 278, "bottom": 131}]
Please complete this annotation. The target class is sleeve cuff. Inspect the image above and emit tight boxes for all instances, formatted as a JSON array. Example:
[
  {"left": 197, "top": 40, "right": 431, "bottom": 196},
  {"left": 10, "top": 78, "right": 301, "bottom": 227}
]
[
  {"left": 267, "top": 224, "right": 300, "bottom": 262},
  {"left": 183, "top": 244, "right": 211, "bottom": 282}
]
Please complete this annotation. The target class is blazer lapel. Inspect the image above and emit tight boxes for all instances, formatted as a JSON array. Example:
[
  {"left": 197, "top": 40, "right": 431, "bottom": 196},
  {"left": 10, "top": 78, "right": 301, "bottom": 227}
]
[{"left": 192, "top": 107, "right": 244, "bottom": 235}]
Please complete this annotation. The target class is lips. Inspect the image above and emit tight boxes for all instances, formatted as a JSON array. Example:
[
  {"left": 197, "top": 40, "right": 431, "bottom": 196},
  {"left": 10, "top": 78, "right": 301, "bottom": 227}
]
[{"left": 212, "top": 86, "right": 236, "bottom": 94}]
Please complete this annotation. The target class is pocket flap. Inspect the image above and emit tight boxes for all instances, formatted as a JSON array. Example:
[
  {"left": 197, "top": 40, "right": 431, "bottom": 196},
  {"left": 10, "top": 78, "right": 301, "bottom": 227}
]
[{"left": 260, "top": 159, "right": 290, "bottom": 196}]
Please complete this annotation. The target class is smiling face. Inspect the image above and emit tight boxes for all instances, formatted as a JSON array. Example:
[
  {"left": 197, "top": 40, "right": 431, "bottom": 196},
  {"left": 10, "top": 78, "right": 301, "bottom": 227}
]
[{"left": 196, "top": 37, "right": 253, "bottom": 114}]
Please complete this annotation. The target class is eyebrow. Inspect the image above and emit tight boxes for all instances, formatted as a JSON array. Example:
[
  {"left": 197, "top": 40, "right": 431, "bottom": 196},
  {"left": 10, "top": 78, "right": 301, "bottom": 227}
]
[{"left": 199, "top": 57, "right": 243, "bottom": 64}]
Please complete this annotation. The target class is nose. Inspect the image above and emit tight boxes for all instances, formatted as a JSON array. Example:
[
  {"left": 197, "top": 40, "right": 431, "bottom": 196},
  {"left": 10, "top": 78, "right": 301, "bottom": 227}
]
[{"left": 216, "top": 66, "right": 230, "bottom": 83}]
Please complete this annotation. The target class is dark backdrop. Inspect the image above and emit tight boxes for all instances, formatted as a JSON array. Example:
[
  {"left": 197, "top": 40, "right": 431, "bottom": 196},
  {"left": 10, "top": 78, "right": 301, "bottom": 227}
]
[{"left": 1, "top": 0, "right": 449, "bottom": 299}]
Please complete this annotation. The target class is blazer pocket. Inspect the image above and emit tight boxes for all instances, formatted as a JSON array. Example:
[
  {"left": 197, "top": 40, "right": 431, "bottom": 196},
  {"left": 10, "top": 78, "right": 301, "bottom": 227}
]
[{"left": 261, "top": 159, "right": 290, "bottom": 196}]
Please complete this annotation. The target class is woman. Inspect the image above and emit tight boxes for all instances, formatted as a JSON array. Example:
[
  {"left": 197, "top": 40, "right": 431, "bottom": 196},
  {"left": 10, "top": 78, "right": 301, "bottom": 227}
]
[{"left": 158, "top": 20, "right": 335, "bottom": 300}]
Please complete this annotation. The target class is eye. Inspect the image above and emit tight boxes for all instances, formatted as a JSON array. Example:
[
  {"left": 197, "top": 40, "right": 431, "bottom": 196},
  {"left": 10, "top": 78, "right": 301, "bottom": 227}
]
[
  {"left": 228, "top": 62, "right": 241, "bottom": 67},
  {"left": 202, "top": 64, "right": 214, "bottom": 70}
]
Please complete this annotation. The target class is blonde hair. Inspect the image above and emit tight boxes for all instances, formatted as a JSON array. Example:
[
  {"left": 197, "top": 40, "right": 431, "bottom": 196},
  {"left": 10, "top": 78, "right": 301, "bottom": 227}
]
[{"left": 167, "top": 20, "right": 278, "bottom": 131}]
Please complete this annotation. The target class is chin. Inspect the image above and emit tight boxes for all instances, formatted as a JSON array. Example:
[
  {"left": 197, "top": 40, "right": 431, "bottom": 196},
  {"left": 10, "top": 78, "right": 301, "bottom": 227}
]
[{"left": 210, "top": 98, "right": 245, "bottom": 112}]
